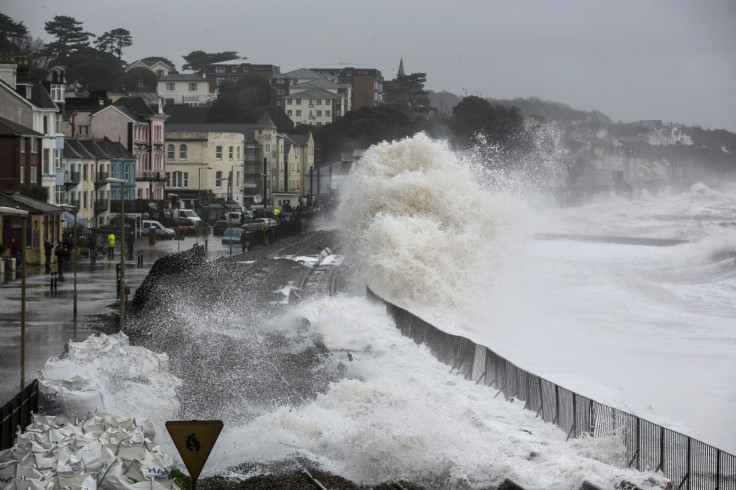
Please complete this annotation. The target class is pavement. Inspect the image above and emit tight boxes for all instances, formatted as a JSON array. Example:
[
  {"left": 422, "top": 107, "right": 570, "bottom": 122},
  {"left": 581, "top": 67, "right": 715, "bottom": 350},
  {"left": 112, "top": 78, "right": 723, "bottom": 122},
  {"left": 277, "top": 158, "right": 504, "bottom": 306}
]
[{"left": 0, "top": 233, "right": 248, "bottom": 404}]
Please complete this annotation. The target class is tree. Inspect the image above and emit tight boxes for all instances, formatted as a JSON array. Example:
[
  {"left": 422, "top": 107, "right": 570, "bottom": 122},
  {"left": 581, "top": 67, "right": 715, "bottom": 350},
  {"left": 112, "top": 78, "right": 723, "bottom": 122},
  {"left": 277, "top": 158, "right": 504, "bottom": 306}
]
[
  {"left": 384, "top": 73, "right": 431, "bottom": 113},
  {"left": 65, "top": 47, "right": 125, "bottom": 91},
  {"left": 140, "top": 56, "right": 177, "bottom": 71},
  {"left": 182, "top": 50, "right": 238, "bottom": 75},
  {"left": 205, "top": 74, "right": 272, "bottom": 123},
  {"left": 0, "top": 13, "right": 29, "bottom": 53},
  {"left": 43, "top": 15, "right": 94, "bottom": 63},
  {"left": 16, "top": 34, "right": 49, "bottom": 79},
  {"left": 450, "top": 96, "right": 525, "bottom": 148},
  {"left": 123, "top": 67, "right": 157, "bottom": 92},
  {"left": 95, "top": 28, "right": 132, "bottom": 60}
]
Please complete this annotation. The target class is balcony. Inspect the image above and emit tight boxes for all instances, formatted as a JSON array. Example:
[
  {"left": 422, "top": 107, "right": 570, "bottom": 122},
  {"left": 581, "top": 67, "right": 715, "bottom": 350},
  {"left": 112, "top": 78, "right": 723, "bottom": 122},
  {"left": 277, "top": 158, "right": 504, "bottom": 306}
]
[
  {"left": 94, "top": 171, "right": 109, "bottom": 190},
  {"left": 63, "top": 171, "right": 80, "bottom": 191},
  {"left": 94, "top": 201, "right": 108, "bottom": 213},
  {"left": 136, "top": 171, "right": 167, "bottom": 182}
]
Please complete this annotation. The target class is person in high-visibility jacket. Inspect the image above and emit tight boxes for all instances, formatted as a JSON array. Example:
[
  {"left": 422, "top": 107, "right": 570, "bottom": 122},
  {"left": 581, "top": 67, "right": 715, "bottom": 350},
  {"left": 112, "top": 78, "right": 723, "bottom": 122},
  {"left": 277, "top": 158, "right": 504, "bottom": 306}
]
[
  {"left": 107, "top": 233, "right": 116, "bottom": 260},
  {"left": 273, "top": 208, "right": 280, "bottom": 221}
]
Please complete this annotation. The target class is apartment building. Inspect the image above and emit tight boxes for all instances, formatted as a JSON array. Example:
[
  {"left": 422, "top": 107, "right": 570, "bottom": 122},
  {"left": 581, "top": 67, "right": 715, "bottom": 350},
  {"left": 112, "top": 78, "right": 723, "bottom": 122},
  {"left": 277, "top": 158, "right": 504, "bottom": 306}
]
[
  {"left": 157, "top": 74, "right": 215, "bottom": 107},
  {"left": 310, "top": 62, "right": 383, "bottom": 110}
]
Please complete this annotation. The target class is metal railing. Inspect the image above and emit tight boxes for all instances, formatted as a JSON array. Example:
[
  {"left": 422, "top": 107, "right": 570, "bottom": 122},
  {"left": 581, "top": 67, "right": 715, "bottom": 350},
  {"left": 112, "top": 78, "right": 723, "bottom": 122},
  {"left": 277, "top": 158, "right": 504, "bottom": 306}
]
[
  {"left": 368, "top": 289, "right": 736, "bottom": 490},
  {"left": 0, "top": 380, "right": 38, "bottom": 450}
]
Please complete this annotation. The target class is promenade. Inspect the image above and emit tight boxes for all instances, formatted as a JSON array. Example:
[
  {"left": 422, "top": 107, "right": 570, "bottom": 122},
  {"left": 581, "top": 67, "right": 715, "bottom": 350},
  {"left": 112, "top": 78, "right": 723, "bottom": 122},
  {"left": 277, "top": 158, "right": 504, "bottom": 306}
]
[{"left": 0, "top": 233, "right": 239, "bottom": 404}]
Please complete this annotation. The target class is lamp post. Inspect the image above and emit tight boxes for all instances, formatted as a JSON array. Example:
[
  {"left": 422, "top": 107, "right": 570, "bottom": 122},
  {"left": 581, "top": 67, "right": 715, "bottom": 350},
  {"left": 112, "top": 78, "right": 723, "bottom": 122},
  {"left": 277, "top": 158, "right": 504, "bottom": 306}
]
[
  {"left": 106, "top": 177, "right": 127, "bottom": 328},
  {"left": 197, "top": 167, "right": 211, "bottom": 245},
  {"left": 168, "top": 193, "right": 181, "bottom": 252},
  {"left": 60, "top": 204, "right": 78, "bottom": 317},
  {"left": 0, "top": 206, "right": 29, "bottom": 392}
]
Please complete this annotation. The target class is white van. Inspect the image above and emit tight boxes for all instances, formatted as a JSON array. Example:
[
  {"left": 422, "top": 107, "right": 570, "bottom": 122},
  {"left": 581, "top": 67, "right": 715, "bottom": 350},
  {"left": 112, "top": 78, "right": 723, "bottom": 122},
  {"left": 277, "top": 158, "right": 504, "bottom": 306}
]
[
  {"left": 172, "top": 208, "right": 202, "bottom": 224},
  {"left": 141, "top": 220, "right": 176, "bottom": 239}
]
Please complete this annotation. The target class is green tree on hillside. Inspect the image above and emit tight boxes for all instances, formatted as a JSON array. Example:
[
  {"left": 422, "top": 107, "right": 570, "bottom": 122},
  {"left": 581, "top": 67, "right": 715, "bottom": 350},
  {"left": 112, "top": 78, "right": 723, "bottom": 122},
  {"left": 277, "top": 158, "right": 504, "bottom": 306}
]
[
  {"left": 182, "top": 50, "right": 238, "bottom": 76},
  {"left": 205, "top": 74, "right": 272, "bottom": 123},
  {"left": 65, "top": 46, "right": 124, "bottom": 91},
  {"left": 450, "top": 96, "right": 525, "bottom": 148},
  {"left": 0, "top": 13, "right": 29, "bottom": 53},
  {"left": 95, "top": 28, "right": 132, "bottom": 60},
  {"left": 43, "top": 15, "right": 94, "bottom": 63},
  {"left": 384, "top": 72, "right": 431, "bottom": 113},
  {"left": 123, "top": 67, "right": 157, "bottom": 92}
]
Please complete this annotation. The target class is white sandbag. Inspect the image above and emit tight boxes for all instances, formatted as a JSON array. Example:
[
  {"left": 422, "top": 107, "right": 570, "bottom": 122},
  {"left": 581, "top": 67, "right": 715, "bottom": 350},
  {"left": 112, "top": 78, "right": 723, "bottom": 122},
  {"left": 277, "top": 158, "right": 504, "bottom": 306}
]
[
  {"left": 0, "top": 460, "right": 17, "bottom": 487},
  {"left": 3, "top": 476, "right": 54, "bottom": 490},
  {"left": 74, "top": 440, "right": 115, "bottom": 480},
  {"left": 55, "top": 470, "right": 97, "bottom": 489},
  {"left": 58, "top": 388, "right": 105, "bottom": 419},
  {"left": 97, "top": 458, "right": 150, "bottom": 490}
]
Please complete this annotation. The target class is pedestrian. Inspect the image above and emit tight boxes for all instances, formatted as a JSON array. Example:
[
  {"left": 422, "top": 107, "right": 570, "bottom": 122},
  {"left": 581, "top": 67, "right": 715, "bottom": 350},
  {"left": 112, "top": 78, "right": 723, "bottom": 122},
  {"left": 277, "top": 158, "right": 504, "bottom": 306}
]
[
  {"left": 126, "top": 231, "right": 135, "bottom": 260},
  {"left": 89, "top": 234, "right": 97, "bottom": 260},
  {"left": 240, "top": 230, "right": 250, "bottom": 253},
  {"left": 107, "top": 232, "right": 116, "bottom": 260},
  {"left": 44, "top": 239, "right": 53, "bottom": 273},
  {"left": 96, "top": 234, "right": 104, "bottom": 258},
  {"left": 55, "top": 242, "right": 67, "bottom": 280}
]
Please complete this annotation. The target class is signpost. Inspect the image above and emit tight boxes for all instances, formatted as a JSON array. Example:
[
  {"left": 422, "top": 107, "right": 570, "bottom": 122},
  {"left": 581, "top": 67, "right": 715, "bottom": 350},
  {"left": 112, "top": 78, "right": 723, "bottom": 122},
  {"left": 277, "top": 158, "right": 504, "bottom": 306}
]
[{"left": 166, "top": 420, "right": 223, "bottom": 489}]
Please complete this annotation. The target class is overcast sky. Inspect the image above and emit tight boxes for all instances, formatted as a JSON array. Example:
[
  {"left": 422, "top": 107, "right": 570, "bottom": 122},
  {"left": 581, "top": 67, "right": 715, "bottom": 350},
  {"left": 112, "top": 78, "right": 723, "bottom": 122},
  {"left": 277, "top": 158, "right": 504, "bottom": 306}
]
[{"left": 5, "top": 0, "right": 736, "bottom": 132}]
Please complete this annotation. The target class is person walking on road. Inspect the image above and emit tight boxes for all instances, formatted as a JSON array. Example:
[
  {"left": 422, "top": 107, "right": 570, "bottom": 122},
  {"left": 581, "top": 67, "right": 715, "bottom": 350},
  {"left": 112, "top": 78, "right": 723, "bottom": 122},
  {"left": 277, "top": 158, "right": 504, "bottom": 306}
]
[
  {"left": 107, "top": 233, "right": 116, "bottom": 260},
  {"left": 44, "top": 240, "right": 53, "bottom": 272},
  {"left": 126, "top": 231, "right": 135, "bottom": 260}
]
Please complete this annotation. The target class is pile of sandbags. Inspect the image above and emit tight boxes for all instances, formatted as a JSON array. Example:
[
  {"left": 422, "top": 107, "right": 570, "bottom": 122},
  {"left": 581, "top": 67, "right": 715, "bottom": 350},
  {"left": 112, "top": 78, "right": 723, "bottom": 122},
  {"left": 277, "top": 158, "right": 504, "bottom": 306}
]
[
  {"left": 0, "top": 332, "right": 184, "bottom": 489},
  {"left": 0, "top": 411, "right": 179, "bottom": 489}
]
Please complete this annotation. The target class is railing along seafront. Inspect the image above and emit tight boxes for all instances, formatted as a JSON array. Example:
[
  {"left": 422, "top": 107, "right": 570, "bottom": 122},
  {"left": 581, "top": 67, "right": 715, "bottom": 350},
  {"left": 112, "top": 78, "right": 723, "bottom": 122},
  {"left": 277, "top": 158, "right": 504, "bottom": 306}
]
[
  {"left": 0, "top": 380, "right": 38, "bottom": 451},
  {"left": 366, "top": 288, "right": 736, "bottom": 490}
]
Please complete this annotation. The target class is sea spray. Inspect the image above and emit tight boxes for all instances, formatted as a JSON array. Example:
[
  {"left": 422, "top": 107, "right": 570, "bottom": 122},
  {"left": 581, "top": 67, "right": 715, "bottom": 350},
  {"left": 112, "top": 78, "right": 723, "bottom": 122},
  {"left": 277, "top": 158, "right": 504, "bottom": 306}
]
[{"left": 338, "top": 133, "right": 520, "bottom": 310}]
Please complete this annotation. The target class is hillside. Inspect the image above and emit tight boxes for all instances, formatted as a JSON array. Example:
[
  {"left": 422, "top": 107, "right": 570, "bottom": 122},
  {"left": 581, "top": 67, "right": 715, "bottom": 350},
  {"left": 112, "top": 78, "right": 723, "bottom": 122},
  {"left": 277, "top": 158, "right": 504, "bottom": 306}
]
[{"left": 428, "top": 92, "right": 736, "bottom": 183}]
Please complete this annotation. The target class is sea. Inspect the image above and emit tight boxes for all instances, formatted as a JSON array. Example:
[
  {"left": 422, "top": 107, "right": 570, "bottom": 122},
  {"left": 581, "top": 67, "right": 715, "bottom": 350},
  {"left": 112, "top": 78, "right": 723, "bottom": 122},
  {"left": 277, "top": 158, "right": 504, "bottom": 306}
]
[{"left": 54, "top": 133, "right": 736, "bottom": 489}]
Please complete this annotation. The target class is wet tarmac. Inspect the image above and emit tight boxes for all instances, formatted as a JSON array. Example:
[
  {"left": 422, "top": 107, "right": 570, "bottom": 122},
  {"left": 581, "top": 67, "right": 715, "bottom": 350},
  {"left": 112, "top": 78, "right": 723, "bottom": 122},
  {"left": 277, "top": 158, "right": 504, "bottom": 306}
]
[{"left": 0, "top": 233, "right": 247, "bottom": 404}]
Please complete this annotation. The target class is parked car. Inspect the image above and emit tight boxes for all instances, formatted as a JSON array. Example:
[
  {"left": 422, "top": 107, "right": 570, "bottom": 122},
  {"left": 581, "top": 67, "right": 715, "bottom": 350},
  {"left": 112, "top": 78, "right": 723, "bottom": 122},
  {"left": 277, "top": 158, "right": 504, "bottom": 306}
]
[
  {"left": 177, "top": 218, "right": 197, "bottom": 236},
  {"left": 141, "top": 220, "right": 175, "bottom": 239},
  {"left": 242, "top": 218, "right": 278, "bottom": 231},
  {"left": 212, "top": 220, "right": 231, "bottom": 236},
  {"left": 222, "top": 227, "right": 244, "bottom": 245}
]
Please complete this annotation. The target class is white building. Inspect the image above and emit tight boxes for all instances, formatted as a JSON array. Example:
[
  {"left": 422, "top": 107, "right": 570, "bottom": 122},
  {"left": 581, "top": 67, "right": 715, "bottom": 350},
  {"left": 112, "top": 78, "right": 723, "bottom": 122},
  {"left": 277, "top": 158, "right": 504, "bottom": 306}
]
[{"left": 157, "top": 74, "right": 215, "bottom": 107}]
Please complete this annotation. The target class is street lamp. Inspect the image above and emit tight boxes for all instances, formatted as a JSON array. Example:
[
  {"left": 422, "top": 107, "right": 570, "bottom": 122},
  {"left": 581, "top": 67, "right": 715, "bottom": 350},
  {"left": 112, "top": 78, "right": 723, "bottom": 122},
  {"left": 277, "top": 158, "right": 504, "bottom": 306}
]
[
  {"left": 60, "top": 204, "right": 78, "bottom": 317},
  {"left": 106, "top": 177, "right": 127, "bottom": 328},
  {"left": 0, "top": 206, "right": 29, "bottom": 392},
  {"left": 169, "top": 193, "right": 180, "bottom": 252},
  {"left": 197, "top": 167, "right": 211, "bottom": 245}
]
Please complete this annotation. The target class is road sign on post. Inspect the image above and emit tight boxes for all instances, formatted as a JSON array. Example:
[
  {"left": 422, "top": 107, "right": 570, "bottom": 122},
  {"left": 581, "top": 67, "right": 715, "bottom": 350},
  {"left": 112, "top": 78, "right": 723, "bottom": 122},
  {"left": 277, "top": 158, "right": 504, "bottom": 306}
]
[{"left": 166, "top": 420, "right": 223, "bottom": 488}]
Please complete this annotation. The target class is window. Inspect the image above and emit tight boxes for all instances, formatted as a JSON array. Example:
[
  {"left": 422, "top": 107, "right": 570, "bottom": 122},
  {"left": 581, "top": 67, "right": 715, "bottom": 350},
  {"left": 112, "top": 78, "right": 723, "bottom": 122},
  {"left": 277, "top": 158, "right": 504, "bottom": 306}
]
[
  {"left": 216, "top": 66, "right": 225, "bottom": 73},
  {"left": 172, "top": 171, "right": 188, "bottom": 187},
  {"left": 231, "top": 66, "right": 237, "bottom": 72},
  {"left": 287, "top": 98, "right": 292, "bottom": 105},
  {"left": 167, "top": 144, "right": 175, "bottom": 159},
  {"left": 183, "top": 172, "right": 189, "bottom": 187},
  {"left": 228, "top": 146, "right": 233, "bottom": 159},
  {"left": 50, "top": 84, "right": 64, "bottom": 101},
  {"left": 316, "top": 99, "right": 322, "bottom": 105},
  {"left": 20, "top": 165, "right": 24, "bottom": 183},
  {"left": 276, "top": 89, "right": 284, "bottom": 95},
  {"left": 43, "top": 149, "right": 50, "bottom": 173},
  {"left": 215, "top": 171, "right": 223, "bottom": 187},
  {"left": 20, "top": 137, "right": 25, "bottom": 153},
  {"left": 326, "top": 110, "right": 331, "bottom": 117},
  {"left": 156, "top": 69, "right": 164, "bottom": 78},
  {"left": 166, "top": 82, "right": 175, "bottom": 91},
  {"left": 316, "top": 110, "right": 322, "bottom": 117},
  {"left": 296, "top": 99, "right": 301, "bottom": 104},
  {"left": 31, "top": 137, "right": 38, "bottom": 153},
  {"left": 237, "top": 147, "right": 240, "bottom": 160},
  {"left": 30, "top": 165, "right": 37, "bottom": 183},
  {"left": 287, "top": 110, "right": 292, "bottom": 116},
  {"left": 216, "top": 146, "right": 222, "bottom": 159},
  {"left": 265, "top": 144, "right": 270, "bottom": 153},
  {"left": 43, "top": 115, "right": 48, "bottom": 133},
  {"left": 179, "top": 144, "right": 187, "bottom": 160},
  {"left": 78, "top": 125, "right": 89, "bottom": 136},
  {"left": 216, "top": 77, "right": 224, "bottom": 86},
  {"left": 188, "top": 82, "right": 197, "bottom": 92},
  {"left": 296, "top": 110, "right": 301, "bottom": 116}
]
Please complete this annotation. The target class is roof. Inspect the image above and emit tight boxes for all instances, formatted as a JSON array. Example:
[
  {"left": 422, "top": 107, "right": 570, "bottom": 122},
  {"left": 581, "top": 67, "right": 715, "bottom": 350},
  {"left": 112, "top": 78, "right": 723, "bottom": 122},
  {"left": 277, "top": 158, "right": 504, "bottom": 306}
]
[
  {"left": 291, "top": 78, "right": 344, "bottom": 90},
  {"left": 286, "top": 87, "right": 342, "bottom": 100},
  {"left": 159, "top": 74, "right": 205, "bottom": 82},
  {"left": 63, "top": 139, "right": 95, "bottom": 159},
  {"left": 282, "top": 68, "right": 325, "bottom": 80},
  {"left": 0, "top": 115, "right": 44, "bottom": 137},
  {"left": 209, "top": 58, "right": 271, "bottom": 66},
  {"left": 26, "top": 81, "right": 58, "bottom": 110},
  {"left": 0, "top": 193, "right": 63, "bottom": 215},
  {"left": 166, "top": 123, "right": 257, "bottom": 141},
  {"left": 256, "top": 112, "right": 277, "bottom": 130}
]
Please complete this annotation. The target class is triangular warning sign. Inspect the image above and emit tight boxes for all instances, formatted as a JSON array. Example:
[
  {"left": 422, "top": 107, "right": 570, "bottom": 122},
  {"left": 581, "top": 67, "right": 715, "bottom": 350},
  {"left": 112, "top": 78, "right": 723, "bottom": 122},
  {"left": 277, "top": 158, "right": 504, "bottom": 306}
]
[{"left": 166, "top": 420, "right": 223, "bottom": 481}]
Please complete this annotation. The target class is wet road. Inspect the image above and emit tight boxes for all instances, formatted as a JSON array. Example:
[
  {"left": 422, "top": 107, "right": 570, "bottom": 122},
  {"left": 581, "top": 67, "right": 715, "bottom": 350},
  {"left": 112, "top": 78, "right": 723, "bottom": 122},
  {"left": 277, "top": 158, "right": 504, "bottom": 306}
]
[{"left": 0, "top": 233, "right": 246, "bottom": 404}]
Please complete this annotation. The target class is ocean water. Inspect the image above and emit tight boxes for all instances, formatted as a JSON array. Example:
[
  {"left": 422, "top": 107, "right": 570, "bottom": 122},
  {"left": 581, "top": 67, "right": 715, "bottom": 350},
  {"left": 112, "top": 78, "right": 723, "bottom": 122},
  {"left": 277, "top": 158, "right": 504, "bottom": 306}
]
[{"left": 136, "top": 133, "right": 732, "bottom": 488}]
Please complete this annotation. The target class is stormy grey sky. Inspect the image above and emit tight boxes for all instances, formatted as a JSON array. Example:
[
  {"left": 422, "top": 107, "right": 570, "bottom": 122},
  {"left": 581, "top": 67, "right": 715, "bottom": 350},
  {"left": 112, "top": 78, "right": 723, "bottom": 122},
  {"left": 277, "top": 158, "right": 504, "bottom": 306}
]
[{"left": 5, "top": 0, "right": 736, "bottom": 132}]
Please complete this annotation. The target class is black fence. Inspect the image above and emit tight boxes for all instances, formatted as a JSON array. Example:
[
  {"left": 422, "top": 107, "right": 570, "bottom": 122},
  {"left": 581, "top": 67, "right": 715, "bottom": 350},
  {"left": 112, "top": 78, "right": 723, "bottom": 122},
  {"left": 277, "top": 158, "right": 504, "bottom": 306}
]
[
  {"left": 0, "top": 380, "right": 38, "bottom": 450},
  {"left": 368, "top": 288, "right": 736, "bottom": 490}
]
